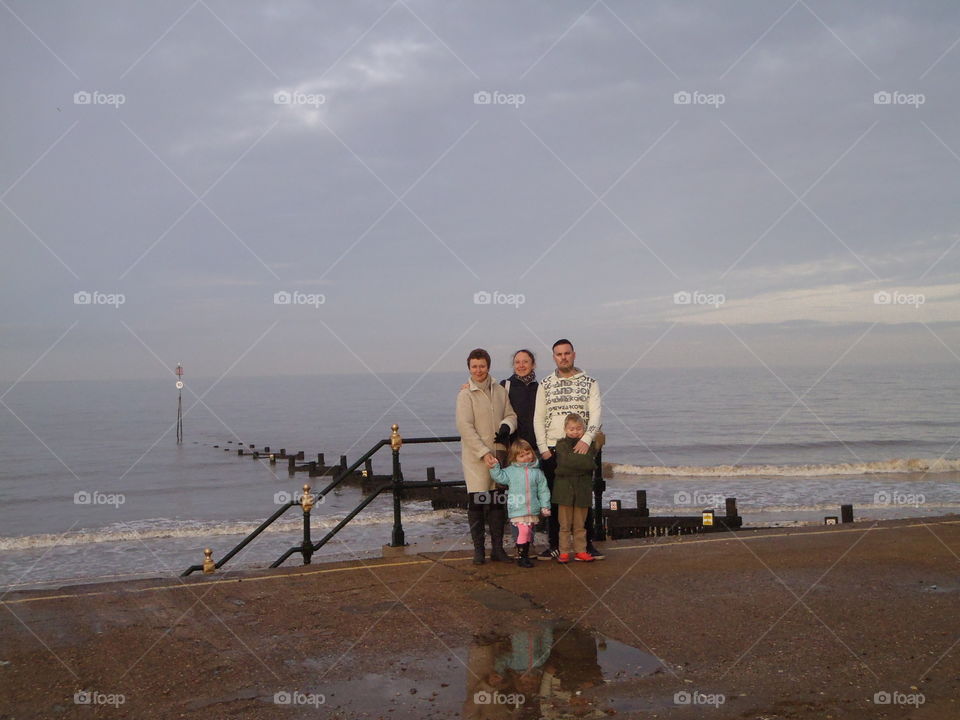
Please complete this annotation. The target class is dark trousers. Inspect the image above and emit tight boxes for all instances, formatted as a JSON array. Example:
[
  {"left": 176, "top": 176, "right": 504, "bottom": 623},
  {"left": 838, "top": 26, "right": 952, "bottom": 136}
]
[
  {"left": 540, "top": 451, "right": 595, "bottom": 549},
  {"left": 467, "top": 489, "right": 507, "bottom": 548}
]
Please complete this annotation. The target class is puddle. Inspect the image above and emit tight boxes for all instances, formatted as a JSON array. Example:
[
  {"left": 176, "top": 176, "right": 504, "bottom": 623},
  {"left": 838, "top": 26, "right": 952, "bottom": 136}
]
[
  {"left": 465, "top": 620, "right": 662, "bottom": 717},
  {"left": 292, "top": 620, "right": 662, "bottom": 717}
]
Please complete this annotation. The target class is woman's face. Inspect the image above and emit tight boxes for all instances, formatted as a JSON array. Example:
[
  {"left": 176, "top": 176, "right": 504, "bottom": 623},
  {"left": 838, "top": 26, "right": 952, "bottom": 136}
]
[
  {"left": 513, "top": 352, "right": 534, "bottom": 377},
  {"left": 469, "top": 358, "right": 489, "bottom": 383}
]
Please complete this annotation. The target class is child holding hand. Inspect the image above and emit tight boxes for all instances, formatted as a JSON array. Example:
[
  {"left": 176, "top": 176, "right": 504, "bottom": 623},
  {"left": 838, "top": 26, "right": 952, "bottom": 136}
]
[{"left": 489, "top": 439, "right": 551, "bottom": 568}]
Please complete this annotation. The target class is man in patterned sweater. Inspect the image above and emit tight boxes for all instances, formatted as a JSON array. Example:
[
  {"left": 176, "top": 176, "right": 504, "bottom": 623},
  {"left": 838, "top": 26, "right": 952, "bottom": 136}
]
[{"left": 534, "top": 339, "right": 604, "bottom": 560}]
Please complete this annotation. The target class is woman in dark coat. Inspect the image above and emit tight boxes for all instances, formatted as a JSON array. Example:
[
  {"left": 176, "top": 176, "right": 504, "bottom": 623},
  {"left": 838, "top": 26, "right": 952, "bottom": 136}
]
[{"left": 499, "top": 349, "right": 539, "bottom": 450}]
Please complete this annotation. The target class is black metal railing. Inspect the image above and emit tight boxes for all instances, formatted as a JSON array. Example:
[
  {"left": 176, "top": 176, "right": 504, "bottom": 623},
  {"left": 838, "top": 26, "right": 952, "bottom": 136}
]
[
  {"left": 181, "top": 425, "right": 461, "bottom": 575},
  {"left": 181, "top": 425, "right": 611, "bottom": 576}
]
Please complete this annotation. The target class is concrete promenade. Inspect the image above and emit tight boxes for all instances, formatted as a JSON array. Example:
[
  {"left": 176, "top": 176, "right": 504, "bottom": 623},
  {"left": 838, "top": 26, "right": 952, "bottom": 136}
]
[{"left": 2, "top": 517, "right": 958, "bottom": 719}]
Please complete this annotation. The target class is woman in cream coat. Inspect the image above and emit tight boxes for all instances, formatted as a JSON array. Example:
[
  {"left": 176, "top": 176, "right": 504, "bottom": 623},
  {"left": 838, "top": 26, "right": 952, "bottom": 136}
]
[{"left": 455, "top": 348, "right": 517, "bottom": 564}]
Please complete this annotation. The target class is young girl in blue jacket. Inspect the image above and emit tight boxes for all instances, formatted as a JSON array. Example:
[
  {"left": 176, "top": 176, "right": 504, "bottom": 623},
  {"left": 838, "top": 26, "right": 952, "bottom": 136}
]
[{"left": 489, "top": 439, "right": 551, "bottom": 568}]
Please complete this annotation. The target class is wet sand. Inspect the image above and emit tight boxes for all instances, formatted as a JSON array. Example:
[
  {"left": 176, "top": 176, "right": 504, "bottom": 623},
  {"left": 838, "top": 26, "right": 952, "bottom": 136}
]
[{"left": 1, "top": 517, "right": 959, "bottom": 719}]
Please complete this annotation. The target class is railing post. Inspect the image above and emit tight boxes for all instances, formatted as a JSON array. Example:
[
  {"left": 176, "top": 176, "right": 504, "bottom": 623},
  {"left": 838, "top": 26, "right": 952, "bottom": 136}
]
[
  {"left": 202, "top": 548, "right": 215, "bottom": 574},
  {"left": 592, "top": 448, "right": 606, "bottom": 541},
  {"left": 389, "top": 424, "right": 406, "bottom": 547},
  {"left": 301, "top": 484, "right": 314, "bottom": 564}
]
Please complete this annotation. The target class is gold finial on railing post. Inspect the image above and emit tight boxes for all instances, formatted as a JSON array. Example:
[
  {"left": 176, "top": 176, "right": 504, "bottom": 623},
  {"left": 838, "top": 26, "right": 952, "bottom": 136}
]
[
  {"left": 301, "top": 484, "right": 314, "bottom": 513},
  {"left": 202, "top": 548, "right": 215, "bottom": 574},
  {"left": 390, "top": 423, "right": 402, "bottom": 451}
]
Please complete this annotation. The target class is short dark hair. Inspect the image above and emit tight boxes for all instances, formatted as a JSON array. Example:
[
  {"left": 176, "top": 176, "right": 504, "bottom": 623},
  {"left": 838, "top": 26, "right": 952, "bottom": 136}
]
[
  {"left": 512, "top": 348, "right": 536, "bottom": 365},
  {"left": 467, "top": 348, "right": 491, "bottom": 368},
  {"left": 552, "top": 338, "right": 574, "bottom": 352}
]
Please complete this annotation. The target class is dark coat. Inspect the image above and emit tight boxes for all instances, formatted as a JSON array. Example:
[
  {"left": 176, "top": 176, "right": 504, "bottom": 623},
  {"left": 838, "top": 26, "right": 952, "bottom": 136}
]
[
  {"left": 500, "top": 375, "right": 538, "bottom": 450},
  {"left": 552, "top": 436, "right": 597, "bottom": 508}
]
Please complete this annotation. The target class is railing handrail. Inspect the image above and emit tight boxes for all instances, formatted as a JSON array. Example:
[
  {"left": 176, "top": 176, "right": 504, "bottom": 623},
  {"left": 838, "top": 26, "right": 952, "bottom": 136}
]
[
  {"left": 181, "top": 430, "right": 461, "bottom": 576},
  {"left": 269, "top": 476, "right": 467, "bottom": 567}
]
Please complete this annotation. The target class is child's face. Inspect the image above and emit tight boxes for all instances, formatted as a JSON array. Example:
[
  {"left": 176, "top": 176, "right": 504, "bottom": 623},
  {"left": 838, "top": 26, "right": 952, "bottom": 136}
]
[
  {"left": 565, "top": 422, "right": 584, "bottom": 440},
  {"left": 516, "top": 447, "right": 535, "bottom": 463}
]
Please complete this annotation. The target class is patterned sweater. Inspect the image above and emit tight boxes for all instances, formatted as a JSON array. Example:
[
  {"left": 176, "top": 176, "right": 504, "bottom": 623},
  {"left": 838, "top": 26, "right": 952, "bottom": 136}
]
[{"left": 533, "top": 368, "right": 602, "bottom": 453}]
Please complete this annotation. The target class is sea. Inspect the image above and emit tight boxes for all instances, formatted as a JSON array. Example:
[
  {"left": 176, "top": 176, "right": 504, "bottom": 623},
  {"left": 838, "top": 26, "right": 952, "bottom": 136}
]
[{"left": 1, "top": 365, "right": 958, "bottom": 591}]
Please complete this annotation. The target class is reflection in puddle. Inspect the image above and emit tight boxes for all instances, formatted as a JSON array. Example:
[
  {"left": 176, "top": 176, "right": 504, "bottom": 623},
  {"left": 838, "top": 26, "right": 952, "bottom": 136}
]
[{"left": 464, "top": 621, "right": 662, "bottom": 718}]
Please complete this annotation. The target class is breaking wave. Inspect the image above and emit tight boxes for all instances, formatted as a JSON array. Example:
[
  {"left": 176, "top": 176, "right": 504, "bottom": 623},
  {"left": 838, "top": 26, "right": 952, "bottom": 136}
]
[
  {"left": 610, "top": 457, "right": 960, "bottom": 478},
  {"left": 0, "top": 509, "right": 457, "bottom": 551}
]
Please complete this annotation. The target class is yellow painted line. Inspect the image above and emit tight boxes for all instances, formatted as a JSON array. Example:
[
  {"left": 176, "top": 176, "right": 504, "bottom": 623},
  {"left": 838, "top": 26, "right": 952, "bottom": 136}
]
[{"left": 3, "top": 519, "right": 957, "bottom": 606}]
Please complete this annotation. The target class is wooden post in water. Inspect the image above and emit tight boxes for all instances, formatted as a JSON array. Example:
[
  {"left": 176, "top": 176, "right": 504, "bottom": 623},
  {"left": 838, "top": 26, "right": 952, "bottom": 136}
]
[
  {"left": 365, "top": 458, "right": 374, "bottom": 477},
  {"left": 288, "top": 456, "right": 296, "bottom": 473},
  {"left": 317, "top": 453, "right": 325, "bottom": 466},
  {"left": 725, "top": 498, "right": 738, "bottom": 518},
  {"left": 340, "top": 455, "right": 348, "bottom": 474},
  {"left": 636, "top": 490, "right": 649, "bottom": 516},
  {"left": 841, "top": 504, "right": 854, "bottom": 523}
]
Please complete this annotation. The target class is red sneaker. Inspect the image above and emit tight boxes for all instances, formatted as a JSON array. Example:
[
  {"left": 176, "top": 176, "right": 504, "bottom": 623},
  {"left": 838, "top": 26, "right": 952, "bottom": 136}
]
[
  {"left": 574, "top": 552, "right": 594, "bottom": 562},
  {"left": 557, "top": 553, "right": 570, "bottom": 564}
]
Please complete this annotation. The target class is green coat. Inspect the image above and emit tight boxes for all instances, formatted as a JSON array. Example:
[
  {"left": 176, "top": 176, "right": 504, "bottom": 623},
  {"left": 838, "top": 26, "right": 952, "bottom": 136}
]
[{"left": 552, "top": 437, "right": 596, "bottom": 508}]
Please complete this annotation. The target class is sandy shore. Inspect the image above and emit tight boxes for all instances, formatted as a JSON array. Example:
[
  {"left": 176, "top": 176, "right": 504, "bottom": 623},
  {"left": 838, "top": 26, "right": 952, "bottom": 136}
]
[{"left": 1, "top": 516, "right": 958, "bottom": 719}]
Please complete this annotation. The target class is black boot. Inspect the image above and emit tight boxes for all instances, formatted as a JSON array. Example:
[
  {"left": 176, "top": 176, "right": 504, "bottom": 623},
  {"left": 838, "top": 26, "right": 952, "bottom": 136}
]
[
  {"left": 517, "top": 543, "right": 533, "bottom": 568},
  {"left": 468, "top": 505, "right": 485, "bottom": 565},
  {"left": 487, "top": 496, "right": 510, "bottom": 562}
]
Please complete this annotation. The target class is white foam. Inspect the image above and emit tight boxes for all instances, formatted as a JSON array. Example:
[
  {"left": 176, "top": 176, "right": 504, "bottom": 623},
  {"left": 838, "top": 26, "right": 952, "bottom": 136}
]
[
  {"left": 610, "top": 457, "right": 960, "bottom": 478},
  {"left": 0, "top": 509, "right": 457, "bottom": 551}
]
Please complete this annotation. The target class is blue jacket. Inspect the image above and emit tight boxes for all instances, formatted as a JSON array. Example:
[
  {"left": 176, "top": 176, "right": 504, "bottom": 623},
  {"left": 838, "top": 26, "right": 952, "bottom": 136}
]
[{"left": 489, "top": 461, "right": 551, "bottom": 519}]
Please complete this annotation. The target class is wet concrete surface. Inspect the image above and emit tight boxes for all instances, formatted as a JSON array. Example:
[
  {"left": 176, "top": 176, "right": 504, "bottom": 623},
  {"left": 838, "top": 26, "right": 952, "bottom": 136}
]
[{"left": 1, "top": 518, "right": 959, "bottom": 718}]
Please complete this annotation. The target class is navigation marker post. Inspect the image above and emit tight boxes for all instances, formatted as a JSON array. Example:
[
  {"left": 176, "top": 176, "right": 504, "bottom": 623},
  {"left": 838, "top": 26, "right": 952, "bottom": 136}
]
[{"left": 175, "top": 363, "right": 184, "bottom": 444}]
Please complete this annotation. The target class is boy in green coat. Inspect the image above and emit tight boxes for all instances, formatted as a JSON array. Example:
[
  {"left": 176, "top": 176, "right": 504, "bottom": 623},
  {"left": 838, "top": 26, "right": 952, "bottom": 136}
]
[{"left": 553, "top": 413, "right": 597, "bottom": 563}]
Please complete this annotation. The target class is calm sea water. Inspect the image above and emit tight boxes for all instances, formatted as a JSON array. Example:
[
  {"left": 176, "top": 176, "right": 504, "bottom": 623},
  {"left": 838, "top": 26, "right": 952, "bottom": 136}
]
[{"left": 1, "top": 365, "right": 958, "bottom": 589}]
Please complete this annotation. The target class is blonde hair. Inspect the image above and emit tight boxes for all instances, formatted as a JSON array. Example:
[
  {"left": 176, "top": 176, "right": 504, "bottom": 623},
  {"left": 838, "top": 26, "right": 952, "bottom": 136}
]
[
  {"left": 564, "top": 413, "right": 585, "bottom": 429},
  {"left": 508, "top": 439, "right": 535, "bottom": 464}
]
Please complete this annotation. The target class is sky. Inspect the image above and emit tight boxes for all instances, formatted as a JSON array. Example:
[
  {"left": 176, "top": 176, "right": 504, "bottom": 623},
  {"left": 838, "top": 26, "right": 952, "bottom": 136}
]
[{"left": 2, "top": 0, "right": 960, "bottom": 383}]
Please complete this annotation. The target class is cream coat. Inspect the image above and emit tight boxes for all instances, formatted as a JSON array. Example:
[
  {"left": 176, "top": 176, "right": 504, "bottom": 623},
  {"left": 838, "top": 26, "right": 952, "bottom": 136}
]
[{"left": 456, "top": 376, "right": 517, "bottom": 493}]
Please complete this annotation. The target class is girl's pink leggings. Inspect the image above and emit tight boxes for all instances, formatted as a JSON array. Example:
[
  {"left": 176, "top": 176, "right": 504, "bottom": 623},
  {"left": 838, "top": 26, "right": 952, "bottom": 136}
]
[{"left": 514, "top": 522, "right": 534, "bottom": 544}]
